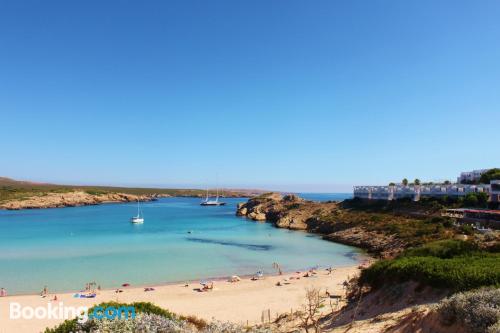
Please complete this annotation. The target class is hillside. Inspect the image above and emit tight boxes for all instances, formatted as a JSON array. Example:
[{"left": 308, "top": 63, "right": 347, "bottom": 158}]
[
  {"left": 236, "top": 193, "right": 463, "bottom": 258},
  {"left": 236, "top": 194, "right": 500, "bottom": 332},
  {"left": 0, "top": 177, "right": 262, "bottom": 210}
]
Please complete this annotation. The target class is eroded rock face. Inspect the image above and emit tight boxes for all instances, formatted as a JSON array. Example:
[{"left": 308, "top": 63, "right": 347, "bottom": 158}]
[
  {"left": 236, "top": 193, "right": 410, "bottom": 258},
  {"left": 236, "top": 192, "right": 326, "bottom": 229},
  {"left": 0, "top": 191, "right": 159, "bottom": 210}
]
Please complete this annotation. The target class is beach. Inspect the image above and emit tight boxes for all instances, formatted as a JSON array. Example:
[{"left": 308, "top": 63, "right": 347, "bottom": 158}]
[{"left": 0, "top": 265, "right": 360, "bottom": 333}]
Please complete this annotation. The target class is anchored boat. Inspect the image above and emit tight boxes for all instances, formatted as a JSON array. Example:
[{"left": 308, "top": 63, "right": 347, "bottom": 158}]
[{"left": 130, "top": 199, "right": 144, "bottom": 223}]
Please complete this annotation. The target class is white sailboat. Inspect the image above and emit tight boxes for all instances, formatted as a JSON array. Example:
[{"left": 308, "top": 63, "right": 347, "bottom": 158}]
[
  {"left": 200, "top": 187, "right": 226, "bottom": 206},
  {"left": 130, "top": 199, "right": 144, "bottom": 223}
]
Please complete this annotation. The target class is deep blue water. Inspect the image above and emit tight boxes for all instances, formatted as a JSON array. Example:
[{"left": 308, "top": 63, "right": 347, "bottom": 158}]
[{"left": 0, "top": 197, "right": 361, "bottom": 295}]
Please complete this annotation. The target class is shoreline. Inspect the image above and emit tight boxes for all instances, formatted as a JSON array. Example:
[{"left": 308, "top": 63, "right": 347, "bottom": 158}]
[
  {"left": 0, "top": 265, "right": 364, "bottom": 333},
  {"left": 0, "top": 191, "right": 253, "bottom": 211},
  {"left": 1, "top": 256, "right": 371, "bottom": 297},
  {"left": 0, "top": 196, "right": 250, "bottom": 211}
]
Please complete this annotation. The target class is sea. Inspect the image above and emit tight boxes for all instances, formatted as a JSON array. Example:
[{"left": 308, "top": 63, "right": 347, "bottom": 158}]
[{"left": 0, "top": 194, "right": 359, "bottom": 295}]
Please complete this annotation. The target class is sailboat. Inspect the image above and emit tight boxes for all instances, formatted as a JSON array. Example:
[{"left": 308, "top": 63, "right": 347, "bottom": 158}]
[
  {"left": 130, "top": 199, "right": 144, "bottom": 223},
  {"left": 200, "top": 187, "right": 226, "bottom": 206}
]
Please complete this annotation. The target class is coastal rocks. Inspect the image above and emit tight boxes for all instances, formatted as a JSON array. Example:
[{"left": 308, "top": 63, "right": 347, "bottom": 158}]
[
  {"left": 275, "top": 215, "right": 308, "bottom": 230},
  {"left": 236, "top": 192, "right": 284, "bottom": 220},
  {"left": 236, "top": 192, "right": 321, "bottom": 229},
  {"left": 248, "top": 212, "right": 266, "bottom": 221},
  {"left": 0, "top": 191, "right": 156, "bottom": 210},
  {"left": 324, "top": 227, "right": 406, "bottom": 258},
  {"left": 236, "top": 192, "right": 412, "bottom": 258}
]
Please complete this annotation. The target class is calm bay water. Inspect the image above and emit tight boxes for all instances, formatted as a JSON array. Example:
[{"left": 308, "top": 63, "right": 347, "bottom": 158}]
[{"left": 0, "top": 197, "right": 361, "bottom": 295}]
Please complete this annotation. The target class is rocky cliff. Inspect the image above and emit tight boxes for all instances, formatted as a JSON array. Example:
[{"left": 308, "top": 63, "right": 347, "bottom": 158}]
[
  {"left": 0, "top": 191, "right": 165, "bottom": 210},
  {"left": 236, "top": 193, "right": 440, "bottom": 258}
]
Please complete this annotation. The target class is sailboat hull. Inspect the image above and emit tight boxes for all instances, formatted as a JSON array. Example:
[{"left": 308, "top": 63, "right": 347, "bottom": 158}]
[
  {"left": 200, "top": 201, "right": 226, "bottom": 206},
  {"left": 130, "top": 217, "right": 144, "bottom": 223}
]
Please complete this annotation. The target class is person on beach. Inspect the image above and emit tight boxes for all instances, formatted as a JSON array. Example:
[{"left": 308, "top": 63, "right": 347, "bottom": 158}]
[
  {"left": 0, "top": 288, "right": 6, "bottom": 297},
  {"left": 41, "top": 286, "right": 48, "bottom": 297}
]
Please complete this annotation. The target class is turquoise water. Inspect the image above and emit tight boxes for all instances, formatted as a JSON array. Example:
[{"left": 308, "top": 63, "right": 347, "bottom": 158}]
[{"left": 0, "top": 197, "right": 361, "bottom": 295}]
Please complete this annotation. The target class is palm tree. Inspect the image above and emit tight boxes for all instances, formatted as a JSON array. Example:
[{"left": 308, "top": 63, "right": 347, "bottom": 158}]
[
  {"left": 414, "top": 179, "right": 421, "bottom": 186},
  {"left": 402, "top": 178, "right": 408, "bottom": 186}
]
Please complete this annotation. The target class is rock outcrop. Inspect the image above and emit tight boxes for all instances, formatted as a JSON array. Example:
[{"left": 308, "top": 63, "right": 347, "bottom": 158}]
[
  {"left": 0, "top": 191, "right": 163, "bottom": 210},
  {"left": 236, "top": 193, "right": 410, "bottom": 257}
]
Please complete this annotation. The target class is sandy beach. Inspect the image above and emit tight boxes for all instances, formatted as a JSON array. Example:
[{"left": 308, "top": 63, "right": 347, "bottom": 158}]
[{"left": 0, "top": 265, "right": 360, "bottom": 333}]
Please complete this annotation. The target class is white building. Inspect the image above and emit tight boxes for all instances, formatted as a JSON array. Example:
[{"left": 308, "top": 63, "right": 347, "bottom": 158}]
[
  {"left": 354, "top": 169, "right": 496, "bottom": 202},
  {"left": 491, "top": 180, "right": 500, "bottom": 203},
  {"left": 353, "top": 184, "right": 491, "bottom": 201},
  {"left": 457, "top": 169, "right": 490, "bottom": 184}
]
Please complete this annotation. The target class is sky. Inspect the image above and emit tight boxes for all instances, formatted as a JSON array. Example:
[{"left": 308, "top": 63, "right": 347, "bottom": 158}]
[{"left": 1, "top": 1, "right": 499, "bottom": 192}]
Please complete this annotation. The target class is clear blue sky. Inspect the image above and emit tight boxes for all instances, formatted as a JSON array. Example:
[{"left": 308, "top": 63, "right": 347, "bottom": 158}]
[{"left": 1, "top": 1, "right": 499, "bottom": 192}]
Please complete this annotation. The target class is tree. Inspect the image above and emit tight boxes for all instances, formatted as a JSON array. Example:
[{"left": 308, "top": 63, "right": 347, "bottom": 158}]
[
  {"left": 444, "top": 180, "right": 451, "bottom": 185},
  {"left": 389, "top": 182, "right": 395, "bottom": 186},
  {"left": 298, "top": 287, "right": 325, "bottom": 333},
  {"left": 476, "top": 192, "right": 489, "bottom": 207},
  {"left": 464, "top": 193, "right": 479, "bottom": 207},
  {"left": 402, "top": 178, "right": 408, "bottom": 186},
  {"left": 414, "top": 179, "right": 421, "bottom": 186},
  {"left": 479, "top": 168, "right": 500, "bottom": 184}
]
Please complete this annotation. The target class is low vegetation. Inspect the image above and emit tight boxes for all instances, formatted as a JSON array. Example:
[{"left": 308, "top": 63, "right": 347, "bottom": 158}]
[
  {"left": 479, "top": 168, "right": 500, "bottom": 184},
  {"left": 320, "top": 208, "right": 457, "bottom": 249},
  {"left": 45, "top": 302, "right": 272, "bottom": 333},
  {"left": 438, "top": 287, "right": 500, "bottom": 333},
  {"left": 343, "top": 193, "right": 496, "bottom": 212},
  {"left": 359, "top": 240, "right": 500, "bottom": 292},
  {"left": 0, "top": 177, "right": 253, "bottom": 204}
]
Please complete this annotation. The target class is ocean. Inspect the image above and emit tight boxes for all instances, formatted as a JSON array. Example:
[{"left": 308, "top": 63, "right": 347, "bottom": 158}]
[{"left": 0, "top": 196, "right": 361, "bottom": 295}]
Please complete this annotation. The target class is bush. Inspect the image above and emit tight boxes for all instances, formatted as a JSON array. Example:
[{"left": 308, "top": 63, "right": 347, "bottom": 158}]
[
  {"left": 45, "top": 302, "right": 274, "bottom": 333},
  {"left": 438, "top": 287, "right": 500, "bottom": 333},
  {"left": 401, "top": 240, "right": 478, "bottom": 259},
  {"left": 360, "top": 254, "right": 500, "bottom": 291},
  {"left": 460, "top": 224, "right": 475, "bottom": 235},
  {"left": 360, "top": 241, "right": 500, "bottom": 291},
  {"left": 89, "top": 302, "right": 177, "bottom": 320},
  {"left": 45, "top": 302, "right": 178, "bottom": 333}
]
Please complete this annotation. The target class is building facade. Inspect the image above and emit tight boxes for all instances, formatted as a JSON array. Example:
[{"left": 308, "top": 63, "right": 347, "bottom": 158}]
[
  {"left": 353, "top": 184, "right": 491, "bottom": 201},
  {"left": 457, "top": 169, "right": 490, "bottom": 184},
  {"left": 354, "top": 169, "right": 497, "bottom": 202},
  {"left": 491, "top": 180, "right": 500, "bottom": 203}
]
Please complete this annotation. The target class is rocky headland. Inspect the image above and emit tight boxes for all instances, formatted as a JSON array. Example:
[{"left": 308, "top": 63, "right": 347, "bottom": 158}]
[
  {"left": 0, "top": 176, "right": 264, "bottom": 210},
  {"left": 0, "top": 191, "right": 166, "bottom": 210},
  {"left": 236, "top": 193, "right": 452, "bottom": 258}
]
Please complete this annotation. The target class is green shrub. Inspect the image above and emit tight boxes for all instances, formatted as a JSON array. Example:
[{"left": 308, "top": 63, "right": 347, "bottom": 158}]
[
  {"left": 438, "top": 287, "right": 500, "bottom": 333},
  {"left": 402, "top": 240, "right": 479, "bottom": 259},
  {"left": 45, "top": 302, "right": 177, "bottom": 333},
  {"left": 360, "top": 240, "right": 500, "bottom": 291},
  {"left": 360, "top": 254, "right": 500, "bottom": 291},
  {"left": 43, "top": 319, "right": 79, "bottom": 333},
  {"left": 460, "top": 224, "right": 475, "bottom": 235},
  {"left": 88, "top": 302, "right": 176, "bottom": 320}
]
